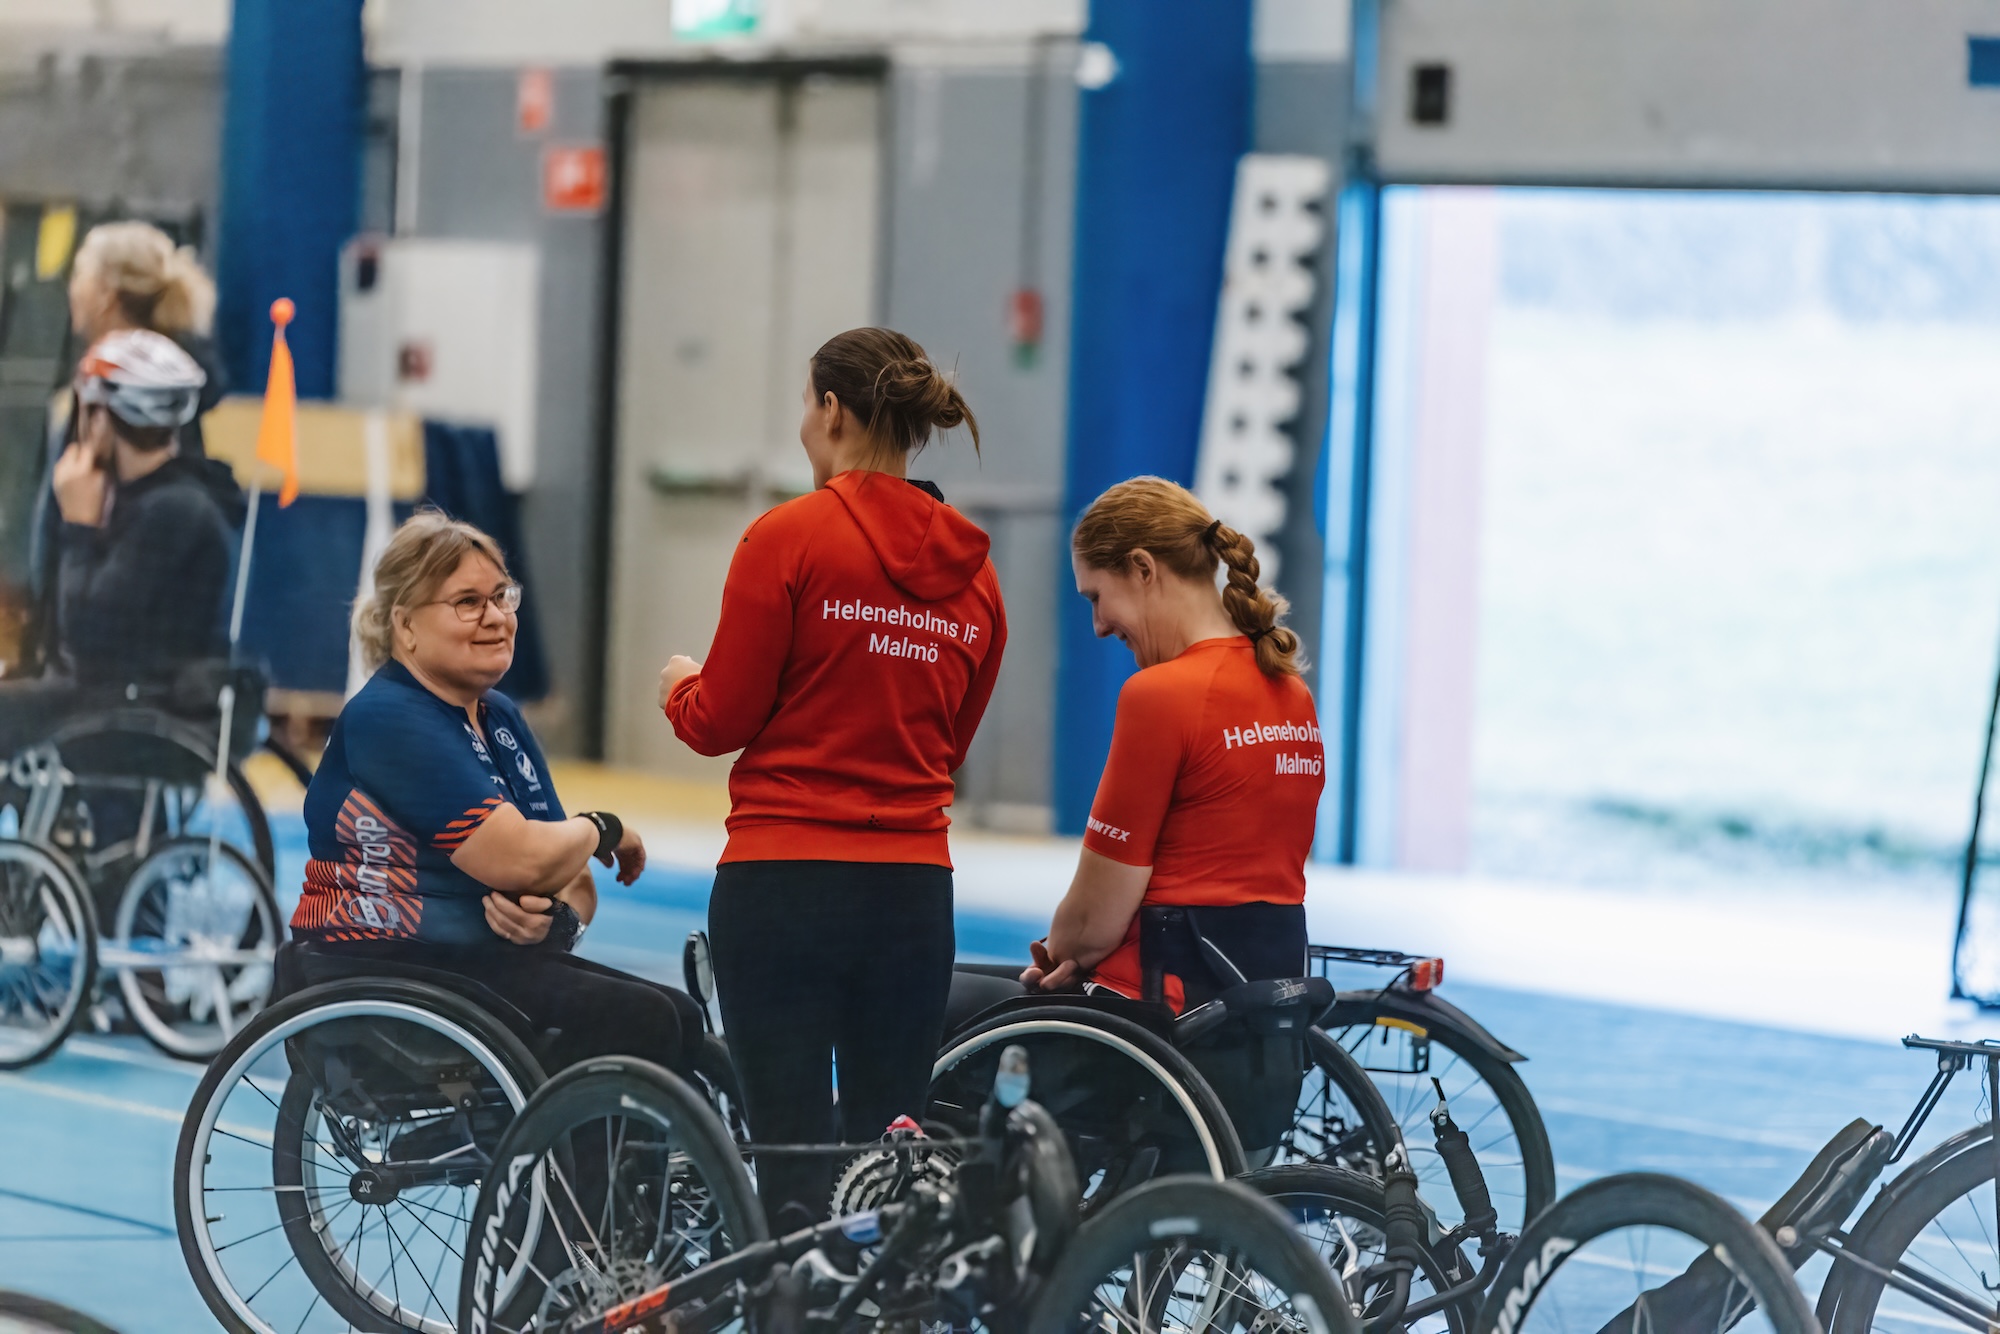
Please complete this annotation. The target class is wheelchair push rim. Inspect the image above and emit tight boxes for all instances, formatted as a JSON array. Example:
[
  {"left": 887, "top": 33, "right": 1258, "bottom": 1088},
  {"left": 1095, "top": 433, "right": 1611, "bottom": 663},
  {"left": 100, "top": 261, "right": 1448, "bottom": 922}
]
[
  {"left": 0, "top": 839, "right": 97, "bottom": 1070},
  {"left": 931, "top": 1009, "right": 1246, "bottom": 1212},
  {"left": 107, "top": 836, "right": 280, "bottom": 1059},
  {"left": 177, "top": 993, "right": 546, "bottom": 1334}
]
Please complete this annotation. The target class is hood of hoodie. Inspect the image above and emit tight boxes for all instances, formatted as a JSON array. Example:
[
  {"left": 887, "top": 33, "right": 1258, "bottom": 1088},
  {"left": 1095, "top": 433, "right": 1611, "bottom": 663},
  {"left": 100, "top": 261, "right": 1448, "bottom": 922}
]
[
  {"left": 120, "top": 454, "right": 249, "bottom": 528},
  {"left": 825, "top": 470, "right": 991, "bottom": 602}
]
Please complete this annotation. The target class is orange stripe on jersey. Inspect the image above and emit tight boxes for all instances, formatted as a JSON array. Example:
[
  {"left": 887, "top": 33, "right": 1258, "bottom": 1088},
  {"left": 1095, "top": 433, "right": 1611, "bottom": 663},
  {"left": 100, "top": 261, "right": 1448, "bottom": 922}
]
[{"left": 431, "top": 795, "right": 505, "bottom": 850}]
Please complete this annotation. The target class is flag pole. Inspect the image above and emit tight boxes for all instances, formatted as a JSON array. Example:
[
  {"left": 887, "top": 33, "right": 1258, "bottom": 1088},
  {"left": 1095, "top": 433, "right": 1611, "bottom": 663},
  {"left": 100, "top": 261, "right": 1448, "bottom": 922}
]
[{"left": 206, "top": 300, "right": 296, "bottom": 913}]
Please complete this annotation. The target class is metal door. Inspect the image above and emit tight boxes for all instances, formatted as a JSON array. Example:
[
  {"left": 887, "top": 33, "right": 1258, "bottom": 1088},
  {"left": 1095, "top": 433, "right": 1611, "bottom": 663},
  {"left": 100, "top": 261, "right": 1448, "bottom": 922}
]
[{"left": 603, "top": 67, "right": 882, "bottom": 777}]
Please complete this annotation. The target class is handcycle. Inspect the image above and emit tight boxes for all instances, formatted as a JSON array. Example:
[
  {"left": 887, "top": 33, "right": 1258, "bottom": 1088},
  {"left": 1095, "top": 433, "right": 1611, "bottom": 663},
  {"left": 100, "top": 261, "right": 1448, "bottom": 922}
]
[
  {"left": 1455, "top": 1032, "right": 2000, "bottom": 1334},
  {"left": 0, "top": 663, "right": 301, "bottom": 1066},
  {"left": 925, "top": 908, "right": 1554, "bottom": 1234},
  {"left": 460, "top": 1042, "right": 1360, "bottom": 1334},
  {"left": 173, "top": 939, "right": 740, "bottom": 1334}
]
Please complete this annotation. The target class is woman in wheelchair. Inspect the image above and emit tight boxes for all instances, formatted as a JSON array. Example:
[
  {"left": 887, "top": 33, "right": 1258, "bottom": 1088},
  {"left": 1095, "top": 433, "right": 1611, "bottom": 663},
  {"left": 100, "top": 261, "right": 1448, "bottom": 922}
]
[
  {"left": 285, "top": 511, "right": 704, "bottom": 1076},
  {"left": 1020, "top": 475, "right": 1323, "bottom": 1014}
]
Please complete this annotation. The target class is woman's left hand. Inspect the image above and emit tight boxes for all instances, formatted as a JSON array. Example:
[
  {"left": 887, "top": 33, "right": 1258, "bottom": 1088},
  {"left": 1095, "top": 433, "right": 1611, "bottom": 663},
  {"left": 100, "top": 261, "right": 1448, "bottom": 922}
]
[
  {"left": 599, "top": 827, "right": 646, "bottom": 886},
  {"left": 484, "top": 892, "right": 554, "bottom": 946},
  {"left": 658, "top": 656, "right": 702, "bottom": 708}
]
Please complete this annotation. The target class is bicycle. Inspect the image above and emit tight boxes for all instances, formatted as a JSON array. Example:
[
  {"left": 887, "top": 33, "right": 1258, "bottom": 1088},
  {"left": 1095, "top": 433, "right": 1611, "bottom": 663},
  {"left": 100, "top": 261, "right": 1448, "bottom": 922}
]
[{"left": 461, "top": 1044, "right": 1360, "bottom": 1334}]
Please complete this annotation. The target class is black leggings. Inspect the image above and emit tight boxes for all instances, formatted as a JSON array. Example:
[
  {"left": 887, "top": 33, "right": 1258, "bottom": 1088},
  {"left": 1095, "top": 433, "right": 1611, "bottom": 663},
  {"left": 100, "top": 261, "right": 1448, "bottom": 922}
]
[
  {"left": 297, "top": 939, "right": 703, "bottom": 1076},
  {"left": 708, "top": 860, "right": 954, "bottom": 1228}
]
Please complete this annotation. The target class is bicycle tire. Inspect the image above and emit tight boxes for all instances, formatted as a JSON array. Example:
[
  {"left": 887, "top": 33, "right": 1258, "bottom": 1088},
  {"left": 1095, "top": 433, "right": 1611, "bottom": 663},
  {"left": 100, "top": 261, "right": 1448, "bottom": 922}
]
[
  {"left": 0, "top": 839, "right": 97, "bottom": 1071},
  {"left": 1823, "top": 1128, "right": 2000, "bottom": 1334},
  {"left": 1242, "top": 1161, "right": 1477, "bottom": 1334},
  {"left": 931, "top": 1005, "right": 1247, "bottom": 1192},
  {"left": 1471, "top": 1173, "right": 1819, "bottom": 1334},
  {"left": 1027, "top": 1175, "right": 1361, "bottom": 1334},
  {"left": 1321, "top": 1003, "right": 1555, "bottom": 1232},
  {"left": 458, "top": 1056, "right": 767, "bottom": 1334},
  {"left": 0, "top": 1291, "right": 124, "bottom": 1334},
  {"left": 111, "top": 836, "right": 281, "bottom": 1060}
]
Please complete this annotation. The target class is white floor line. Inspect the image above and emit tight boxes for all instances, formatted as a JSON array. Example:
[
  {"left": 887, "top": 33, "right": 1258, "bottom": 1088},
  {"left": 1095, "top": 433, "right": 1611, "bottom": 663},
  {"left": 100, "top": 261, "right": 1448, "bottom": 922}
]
[
  {"left": 0, "top": 1072, "right": 182, "bottom": 1127},
  {"left": 66, "top": 1037, "right": 203, "bottom": 1077},
  {"left": 1531, "top": 1096, "right": 1836, "bottom": 1152}
]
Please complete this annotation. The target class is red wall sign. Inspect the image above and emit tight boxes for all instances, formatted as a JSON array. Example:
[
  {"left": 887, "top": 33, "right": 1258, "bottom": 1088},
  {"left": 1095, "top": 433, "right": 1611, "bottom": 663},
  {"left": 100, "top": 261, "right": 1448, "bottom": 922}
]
[{"left": 542, "top": 145, "right": 606, "bottom": 213}]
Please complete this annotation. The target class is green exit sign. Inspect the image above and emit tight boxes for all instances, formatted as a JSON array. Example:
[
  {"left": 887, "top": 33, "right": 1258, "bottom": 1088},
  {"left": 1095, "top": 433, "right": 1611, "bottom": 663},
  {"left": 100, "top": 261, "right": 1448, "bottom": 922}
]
[{"left": 675, "top": 0, "right": 759, "bottom": 36}]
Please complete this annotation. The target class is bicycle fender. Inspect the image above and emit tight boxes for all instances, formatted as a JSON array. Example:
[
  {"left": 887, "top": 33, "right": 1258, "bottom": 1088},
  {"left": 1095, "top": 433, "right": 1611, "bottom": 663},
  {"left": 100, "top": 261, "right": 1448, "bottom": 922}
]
[{"left": 1325, "top": 988, "right": 1527, "bottom": 1064}]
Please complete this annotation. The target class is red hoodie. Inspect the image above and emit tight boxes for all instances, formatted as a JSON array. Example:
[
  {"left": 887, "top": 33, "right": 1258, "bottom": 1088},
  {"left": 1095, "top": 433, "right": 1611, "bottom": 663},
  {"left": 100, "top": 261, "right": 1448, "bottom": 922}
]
[{"left": 666, "top": 471, "right": 1008, "bottom": 866}]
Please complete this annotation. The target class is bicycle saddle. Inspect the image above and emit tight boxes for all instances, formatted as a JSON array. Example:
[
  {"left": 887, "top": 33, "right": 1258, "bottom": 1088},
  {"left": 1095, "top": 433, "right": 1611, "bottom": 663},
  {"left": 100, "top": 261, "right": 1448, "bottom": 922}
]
[{"left": 1173, "top": 975, "right": 1335, "bottom": 1046}]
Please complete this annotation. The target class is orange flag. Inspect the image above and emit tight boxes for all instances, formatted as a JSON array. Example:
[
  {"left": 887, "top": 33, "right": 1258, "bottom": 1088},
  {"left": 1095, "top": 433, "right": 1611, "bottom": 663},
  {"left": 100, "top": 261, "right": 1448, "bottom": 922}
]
[{"left": 256, "top": 298, "right": 300, "bottom": 507}]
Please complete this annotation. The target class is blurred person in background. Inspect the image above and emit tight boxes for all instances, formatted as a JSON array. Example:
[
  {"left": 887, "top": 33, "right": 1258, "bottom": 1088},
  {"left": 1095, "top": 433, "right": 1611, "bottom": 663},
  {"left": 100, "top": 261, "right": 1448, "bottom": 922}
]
[
  {"left": 66, "top": 221, "right": 226, "bottom": 459},
  {"left": 20, "top": 223, "right": 226, "bottom": 678},
  {"left": 0, "top": 330, "right": 241, "bottom": 753}
]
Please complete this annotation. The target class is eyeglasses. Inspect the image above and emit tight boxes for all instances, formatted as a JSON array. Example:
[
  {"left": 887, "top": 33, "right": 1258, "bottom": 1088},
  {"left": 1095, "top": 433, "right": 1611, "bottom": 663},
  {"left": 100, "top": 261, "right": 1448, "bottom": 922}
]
[{"left": 425, "top": 583, "right": 524, "bottom": 622}]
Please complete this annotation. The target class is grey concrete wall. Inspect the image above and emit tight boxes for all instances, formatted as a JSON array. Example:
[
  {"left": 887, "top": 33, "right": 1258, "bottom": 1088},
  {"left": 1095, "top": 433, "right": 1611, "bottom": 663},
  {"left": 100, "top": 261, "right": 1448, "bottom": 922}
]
[
  {"left": 0, "top": 44, "right": 220, "bottom": 221},
  {"left": 886, "top": 52, "right": 1079, "bottom": 829},
  {"left": 1253, "top": 57, "right": 1346, "bottom": 699},
  {"left": 407, "top": 66, "right": 609, "bottom": 753}
]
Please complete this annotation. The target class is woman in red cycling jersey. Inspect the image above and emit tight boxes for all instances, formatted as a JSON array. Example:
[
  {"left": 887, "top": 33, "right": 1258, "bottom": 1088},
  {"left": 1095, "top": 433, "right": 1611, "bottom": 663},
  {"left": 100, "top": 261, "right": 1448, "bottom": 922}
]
[
  {"left": 1023, "top": 475, "right": 1322, "bottom": 1013},
  {"left": 660, "top": 327, "right": 1006, "bottom": 1228}
]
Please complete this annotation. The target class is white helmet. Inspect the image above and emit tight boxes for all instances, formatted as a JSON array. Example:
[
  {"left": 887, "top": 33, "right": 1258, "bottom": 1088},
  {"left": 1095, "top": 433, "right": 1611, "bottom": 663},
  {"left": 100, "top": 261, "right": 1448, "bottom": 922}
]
[{"left": 74, "top": 328, "right": 206, "bottom": 430}]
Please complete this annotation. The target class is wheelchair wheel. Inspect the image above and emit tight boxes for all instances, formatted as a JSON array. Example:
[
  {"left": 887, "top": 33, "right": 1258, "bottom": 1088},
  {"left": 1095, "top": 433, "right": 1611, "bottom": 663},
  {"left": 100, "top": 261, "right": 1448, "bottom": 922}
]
[
  {"left": 1028, "top": 1175, "right": 1360, "bottom": 1334},
  {"left": 49, "top": 710, "right": 276, "bottom": 893},
  {"left": 690, "top": 1031, "right": 750, "bottom": 1144},
  {"left": 458, "top": 1057, "right": 767, "bottom": 1334},
  {"left": 107, "top": 836, "right": 280, "bottom": 1060},
  {"left": 175, "top": 979, "right": 547, "bottom": 1334},
  {"left": 930, "top": 1006, "right": 1246, "bottom": 1213},
  {"left": 0, "top": 839, "right": 97, "bottom": 1070},
  {"left": 1243, "top": 1162, "right": 1477, "bottom": 1334},
  {"left": 1470, "top": 1173, "right": 1817, "bottom": 1334}
]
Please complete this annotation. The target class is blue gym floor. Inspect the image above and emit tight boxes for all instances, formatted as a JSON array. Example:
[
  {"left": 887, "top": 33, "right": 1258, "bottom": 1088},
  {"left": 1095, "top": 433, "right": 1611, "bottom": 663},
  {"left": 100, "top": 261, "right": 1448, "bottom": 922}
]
[{"left": 0, "top": 817, "right": 1977, "bottom": 1330}]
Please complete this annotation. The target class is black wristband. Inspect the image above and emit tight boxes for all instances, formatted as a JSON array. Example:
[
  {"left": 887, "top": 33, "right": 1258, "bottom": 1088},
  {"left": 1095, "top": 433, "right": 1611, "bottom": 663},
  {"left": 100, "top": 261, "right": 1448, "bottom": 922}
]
[{"left": 580, "top": 811, "right": 623, "bottom": 860}]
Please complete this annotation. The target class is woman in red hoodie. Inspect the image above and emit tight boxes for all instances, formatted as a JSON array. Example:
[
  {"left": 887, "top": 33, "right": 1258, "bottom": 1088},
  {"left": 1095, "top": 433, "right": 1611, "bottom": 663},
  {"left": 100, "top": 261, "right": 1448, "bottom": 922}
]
[{"left": 660, "top": 327, "right": 1005, "bottom": 1226}]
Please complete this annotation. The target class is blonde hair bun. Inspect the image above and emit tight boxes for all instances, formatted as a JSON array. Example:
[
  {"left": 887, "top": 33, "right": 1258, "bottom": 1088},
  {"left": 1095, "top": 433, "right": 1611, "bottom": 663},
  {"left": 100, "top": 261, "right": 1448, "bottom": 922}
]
[{"left": 72, "top": 221, "right": 217, "bottom": 336}]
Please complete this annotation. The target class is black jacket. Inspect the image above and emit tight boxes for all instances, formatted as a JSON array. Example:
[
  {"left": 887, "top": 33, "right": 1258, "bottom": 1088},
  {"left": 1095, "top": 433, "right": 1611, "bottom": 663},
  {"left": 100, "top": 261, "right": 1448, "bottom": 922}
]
[{"left": 56, "top": 455, "right": 245, "bottom": 686}]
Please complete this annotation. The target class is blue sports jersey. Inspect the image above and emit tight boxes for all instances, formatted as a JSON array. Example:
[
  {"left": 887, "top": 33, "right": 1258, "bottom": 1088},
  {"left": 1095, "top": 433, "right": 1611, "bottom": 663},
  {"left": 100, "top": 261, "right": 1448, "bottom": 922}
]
[{"left": 292, "top": 660, "right": 566, "bottom": 945}]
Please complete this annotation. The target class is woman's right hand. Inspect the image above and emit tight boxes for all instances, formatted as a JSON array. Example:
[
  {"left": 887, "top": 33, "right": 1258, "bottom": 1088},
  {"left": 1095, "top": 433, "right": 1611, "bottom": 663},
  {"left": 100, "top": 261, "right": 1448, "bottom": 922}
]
[
  {"left": 658, "top": 656, "right": 702, "bottom": 709},
  {"left": 1021, "top": 937, "right": 1080, "bottom": 992},
  {"left": 598, "top": 827, "right": 646, "bottom": 886}
]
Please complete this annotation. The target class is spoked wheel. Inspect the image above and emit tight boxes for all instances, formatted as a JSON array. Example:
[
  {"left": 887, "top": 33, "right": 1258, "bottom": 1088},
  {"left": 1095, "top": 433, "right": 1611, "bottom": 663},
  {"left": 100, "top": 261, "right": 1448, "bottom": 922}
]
[
  {"left": 689, "top": 1032, "right": 750, "bottom": 1146},
  {"left": 1823, "top": 1129, "right": 2000, "bottom": 1334},
  {"left": 1470, "top": 1173, "right": 1818, "bottom": 1334},
  {"left": 1243, "top": 1162, "right": 1477, "bottom": 1334},
  {"left": 1029, "top": 1175, "right": 1361, "bottom": 1334},
  {"left": 175, "top": 981, "right": 546, "bottom": 1334},
  {"left": 107, "top": 837, "right": 280, "bottom": 1060},
  {"left": 1318, "top": 1010, "right": 1555, "bottom": 1234},
  {"left": 0, "top": 839, "right": 97, "bottom": 1070},
  {"left": 1276, "top": 1028, "right": 1406, "bottom": 1175},
  {"left": 50, "top": 710, "right": 276, "bottom": 894},
  {"left": 457, "top": 1058, "right": 766, "bottom": 1334},
  {"left": 931, "top": 1008, "right": 1247, "bottom": 1215}
]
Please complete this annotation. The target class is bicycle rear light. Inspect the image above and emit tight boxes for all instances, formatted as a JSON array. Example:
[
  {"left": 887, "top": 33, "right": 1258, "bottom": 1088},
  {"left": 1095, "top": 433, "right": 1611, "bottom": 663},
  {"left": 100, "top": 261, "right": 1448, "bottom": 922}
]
[{"left": 1408, "top": 957, "right": 1445, "bottom": 991}]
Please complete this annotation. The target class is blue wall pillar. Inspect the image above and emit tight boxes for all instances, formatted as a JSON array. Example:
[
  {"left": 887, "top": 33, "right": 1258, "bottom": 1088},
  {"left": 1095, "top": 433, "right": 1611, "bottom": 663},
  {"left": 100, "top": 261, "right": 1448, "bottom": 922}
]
[
  {"left": 215, "top": 0, "right": 365, "bottom": 399},
  {"left": 1052, "top": 0, "right": 1255, "bottom": 833}
]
